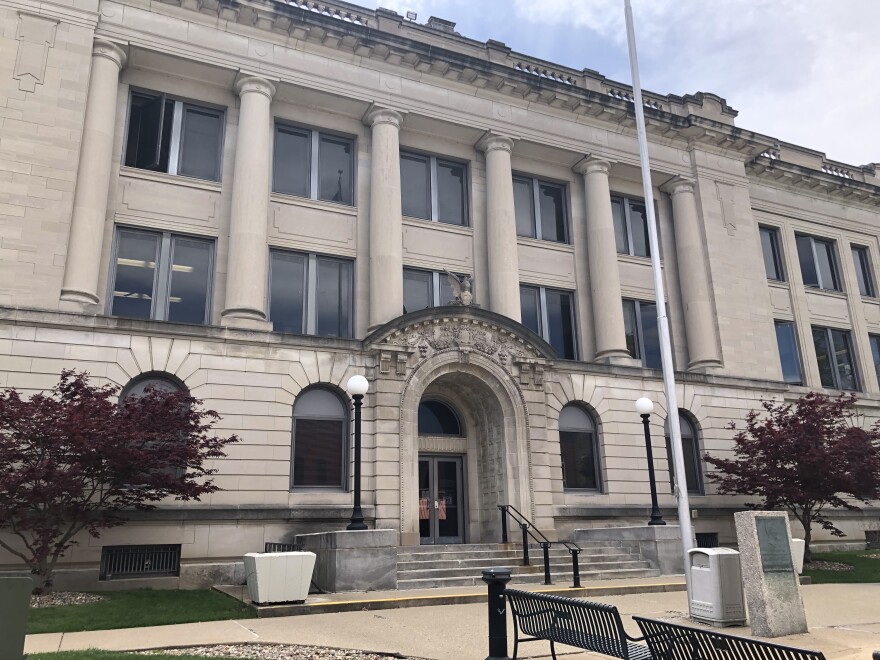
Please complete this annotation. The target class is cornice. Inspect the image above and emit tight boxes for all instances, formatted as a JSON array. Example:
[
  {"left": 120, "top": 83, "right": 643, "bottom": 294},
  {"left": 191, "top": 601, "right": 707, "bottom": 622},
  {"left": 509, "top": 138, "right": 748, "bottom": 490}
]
[{"left": 746, "top": 155, "right": 880, "bottom": 209}]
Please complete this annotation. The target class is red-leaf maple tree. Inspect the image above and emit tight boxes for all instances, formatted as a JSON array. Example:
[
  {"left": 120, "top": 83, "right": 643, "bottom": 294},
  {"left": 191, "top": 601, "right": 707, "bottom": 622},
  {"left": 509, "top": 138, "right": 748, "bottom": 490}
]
[
  {"left": 705, "top": 392, "right": 880, "bottom": 563},
  {"left": 0, "top": 370, "right": 239, "bottom": 592}
]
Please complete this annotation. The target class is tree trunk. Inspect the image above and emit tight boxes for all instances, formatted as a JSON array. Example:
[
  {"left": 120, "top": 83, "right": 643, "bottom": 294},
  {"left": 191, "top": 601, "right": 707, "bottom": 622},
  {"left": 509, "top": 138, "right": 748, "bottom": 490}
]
[
  {"left": 801, "top": 516, "right": 812, "bottom": 564},
  {"left": 31, "top": 560, "right": 55, "bottom": 594}
]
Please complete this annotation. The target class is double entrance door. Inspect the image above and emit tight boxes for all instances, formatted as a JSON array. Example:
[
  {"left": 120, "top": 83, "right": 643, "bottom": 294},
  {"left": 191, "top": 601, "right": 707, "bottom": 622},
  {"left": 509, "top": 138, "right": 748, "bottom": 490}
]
[{"left": 418, "top": 455, "right": 464, "bottom": 544}]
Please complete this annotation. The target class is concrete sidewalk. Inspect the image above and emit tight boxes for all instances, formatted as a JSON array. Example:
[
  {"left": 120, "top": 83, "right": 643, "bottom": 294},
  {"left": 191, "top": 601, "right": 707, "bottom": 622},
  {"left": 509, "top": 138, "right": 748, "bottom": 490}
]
[{"left": 26, "top": 583, "right": 880, "bottom": 659}]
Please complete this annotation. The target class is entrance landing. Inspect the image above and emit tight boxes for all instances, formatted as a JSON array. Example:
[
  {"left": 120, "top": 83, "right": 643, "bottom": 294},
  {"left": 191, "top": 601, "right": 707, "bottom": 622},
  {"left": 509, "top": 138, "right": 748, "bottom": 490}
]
[{"left": 215, "top": 575, "right": 686, "bottom": 618}]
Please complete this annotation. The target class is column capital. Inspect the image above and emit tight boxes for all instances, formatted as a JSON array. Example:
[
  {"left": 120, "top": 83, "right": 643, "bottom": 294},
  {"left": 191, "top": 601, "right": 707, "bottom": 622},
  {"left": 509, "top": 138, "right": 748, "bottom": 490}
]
[
  {"left": 660, "top": 175, "right": 696, "bottom": 196},
  {"left": 573, "top": 155, "right": 613, "bottom": 176},
  {"left": 363, "top": 105, "right": 405, "bottom": 129},
  {"left": 92, "top": 39, "right": 127, "bottom": 69},
  {"left": 234, "top": 74, "right": 276, "bottom": 100},
  {"left": 476, "top": 131, "right": 515, "bottom": 154}
]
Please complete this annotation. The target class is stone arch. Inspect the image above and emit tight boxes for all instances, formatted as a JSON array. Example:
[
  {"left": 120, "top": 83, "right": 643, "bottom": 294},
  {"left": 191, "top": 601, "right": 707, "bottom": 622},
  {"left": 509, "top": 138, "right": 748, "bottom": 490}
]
[{"left": 398, "top": 350, "right": 533, "bottom": 545}]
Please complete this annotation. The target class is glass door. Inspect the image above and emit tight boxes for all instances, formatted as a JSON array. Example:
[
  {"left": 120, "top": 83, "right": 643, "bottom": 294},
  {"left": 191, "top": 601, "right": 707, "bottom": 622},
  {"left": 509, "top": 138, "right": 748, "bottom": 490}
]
[{"left": 418, "top": 455, "right": 464, "bottom": 544}]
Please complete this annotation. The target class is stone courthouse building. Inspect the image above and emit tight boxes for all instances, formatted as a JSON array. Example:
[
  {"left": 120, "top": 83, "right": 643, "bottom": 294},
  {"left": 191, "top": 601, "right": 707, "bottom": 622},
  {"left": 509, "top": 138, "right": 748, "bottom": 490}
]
[{"left": 1, "top": 0, "right": 879, "bottom": 587}]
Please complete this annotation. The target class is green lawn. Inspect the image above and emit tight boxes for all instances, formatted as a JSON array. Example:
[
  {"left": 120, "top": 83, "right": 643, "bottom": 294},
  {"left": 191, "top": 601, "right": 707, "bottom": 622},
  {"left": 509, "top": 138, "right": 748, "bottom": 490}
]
[
  {"left": 803, "top": 550, "right": 880, "bottom": 584},
  {"left": 28, "top": 589, "right": 255, "bottom": 634},
  {"left": 31, "top": 653, "right": 236, "bottom": 660}
]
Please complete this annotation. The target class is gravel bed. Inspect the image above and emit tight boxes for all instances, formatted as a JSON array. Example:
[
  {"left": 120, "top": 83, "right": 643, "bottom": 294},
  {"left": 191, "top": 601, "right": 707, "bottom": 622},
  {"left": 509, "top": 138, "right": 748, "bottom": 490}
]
[
  {"left": 30, "top": 591, "right": 107, "bottom": 608},
  {"left": 806, "top": 560, "right": 854, "bottom": 571},
  {"left": 139, "top": 643, "right": 419, "bottom": 659}
]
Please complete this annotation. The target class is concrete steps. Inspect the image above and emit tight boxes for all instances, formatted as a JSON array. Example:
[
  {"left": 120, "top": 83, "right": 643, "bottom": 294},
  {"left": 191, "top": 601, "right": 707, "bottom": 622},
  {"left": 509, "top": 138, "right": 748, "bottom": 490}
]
[{"left": 396, "top": 542, "right": 661, "bottom": 590}]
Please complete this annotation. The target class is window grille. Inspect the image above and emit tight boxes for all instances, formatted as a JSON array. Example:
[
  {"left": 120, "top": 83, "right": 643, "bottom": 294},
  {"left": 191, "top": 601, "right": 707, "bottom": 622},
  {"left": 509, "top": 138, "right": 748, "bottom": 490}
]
[
  {"left": 695, "top": 533, "right": 719, "bottom": 548},
  {"left": 264, "top": 542, "right": 302, "bottom": 552},
  {"left": 100, "top": 544, "right": 181, "bottom": 580}
]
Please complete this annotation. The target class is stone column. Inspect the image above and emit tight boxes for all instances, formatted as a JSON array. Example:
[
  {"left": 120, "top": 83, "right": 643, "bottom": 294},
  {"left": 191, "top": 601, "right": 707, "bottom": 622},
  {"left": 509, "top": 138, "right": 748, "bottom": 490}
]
[
  {"left": 60, "top": 39, "right": 127, "bottom": 309},
  {"left": 573, "top": 157, "right": 630, "bottom": 362},
  {"left": 365, "top": 107, "right": 405, "bottom": 330},
  {"left": 221, "top": 76, "right": 276, "bottom": 327},
  {"left": 478, "top": 133, "right": 520, "bottom": 322},
  {"left": 662, "top": 177, "right": 722, "bottom": 370}
]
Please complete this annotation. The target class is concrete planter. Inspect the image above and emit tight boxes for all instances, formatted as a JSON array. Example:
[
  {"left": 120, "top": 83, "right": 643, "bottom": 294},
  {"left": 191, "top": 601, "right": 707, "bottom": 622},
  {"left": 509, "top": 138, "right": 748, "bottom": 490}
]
[{"left": 243, "top": 552, "right": 316, "bottom": 604}]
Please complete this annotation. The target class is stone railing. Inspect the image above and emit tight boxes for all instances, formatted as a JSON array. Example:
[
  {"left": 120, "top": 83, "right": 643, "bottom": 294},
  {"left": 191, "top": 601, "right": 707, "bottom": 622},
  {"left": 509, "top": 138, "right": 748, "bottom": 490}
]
[
  {"left": 514, "top": 62, "right": 576, "bottom": 86},
  {"left": 283, "top": 0, "right": 371, "bottom": 26}
]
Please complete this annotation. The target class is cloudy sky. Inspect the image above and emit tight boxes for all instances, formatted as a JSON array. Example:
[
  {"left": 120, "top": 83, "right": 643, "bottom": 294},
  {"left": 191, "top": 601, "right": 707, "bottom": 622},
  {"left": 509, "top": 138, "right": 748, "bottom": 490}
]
[{"left": 362, "top": 0, "right": 879, "bottom": 167}]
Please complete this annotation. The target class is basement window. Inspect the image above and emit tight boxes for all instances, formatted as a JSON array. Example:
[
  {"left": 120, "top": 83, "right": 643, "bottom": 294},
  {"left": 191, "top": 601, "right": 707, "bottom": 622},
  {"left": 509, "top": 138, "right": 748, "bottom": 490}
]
[
  {"left": 124, "top": 90, "right": 224, "bottom": 182},
  {"left": 99, "top": 544, "right": 181, "bottom": 580}
]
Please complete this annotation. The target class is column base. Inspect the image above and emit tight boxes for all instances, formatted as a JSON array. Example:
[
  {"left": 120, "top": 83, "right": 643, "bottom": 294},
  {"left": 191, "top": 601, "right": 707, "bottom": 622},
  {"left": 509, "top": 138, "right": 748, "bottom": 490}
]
[
  {"left": 594, "top": 350, "right": 640, "bottom": 367},
  {"left": 59, "top": 290, "right": 101, "bottom": 315},
  {"left": 220, "top": 314, "right": 272, "bottom": 331},
  {"left": 295, "top": 529, "right": 398, "bottom": 593},
  {"left": 687, "top": 359, "right": 723, "bottom": 373}
]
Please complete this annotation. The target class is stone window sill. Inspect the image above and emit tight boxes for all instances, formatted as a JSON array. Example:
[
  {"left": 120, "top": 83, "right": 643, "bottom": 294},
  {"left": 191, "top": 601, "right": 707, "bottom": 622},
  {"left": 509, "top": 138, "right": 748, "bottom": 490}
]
[
  {"left": 271, "top": 192, "right": 358, "bottom": 216},
  {"left": 119, "top": 166, "right": 222, "bottom": 192},
  {"left": 403, "top": 217, "right": 473, "bottom": 235},
  {"left": 516, "top": 236, "right": 574, "bottom": 252}
]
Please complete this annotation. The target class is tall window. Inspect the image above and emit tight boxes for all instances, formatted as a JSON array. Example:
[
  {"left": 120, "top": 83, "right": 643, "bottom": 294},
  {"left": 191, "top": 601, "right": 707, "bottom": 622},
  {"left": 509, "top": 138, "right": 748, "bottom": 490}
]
[
  {"left": 520, "top": 285, "right": 577, "bottom": 359},
  {"left": 110, "top": 228, "right": 213, "bottom": 325},
  {"left": 760, "top": 226, "right": 785, "bottom": 281},
  {"left": 273, "top": 125, "right": 354, "bottom": 205},
  {"left": 400, "top": 151, "right": 468, "bottom": 226},
  {"left": 403, "top": 268, "right": 468, "bottom": 313},
  {"left": 622, "top": 299, "right": 661, "bottom": 368},
  {"left": 869, "top": 335, "right": 880, "bottom": 387},
  {"left": 418, "top": 400, "right": 462, "bottom": 436},
  {"left": 812, "top": 326, "right": 859, "bottom": 391},
  {"left": 851, "top": 245, "right": 875, "bottom": 297},
  {"left": 124, "top": 91, "right": 224, "bottom": 182},
  {"left": 665, "top": 412, "right": 703, "bottom": 495},
  {"left": 796, "top": 235, "right": 841, "bottom": 291},
  {"left": 269, "top": 251, "right": 353, "bottom": 338},
  {"left": 774, "top": 320, "right": 803, "bottom": 385},
  {"left": 611, "top": 196, "right": 650, "bottom": 257},
  {"left": 513, "top": 176, "right": 569, "bottom": 243},
  {"left": 558, "top": 404, "right": 600, "bottom": 491},
  {"left": 291, "top": 387, "right": 348, "bottom": 489}
]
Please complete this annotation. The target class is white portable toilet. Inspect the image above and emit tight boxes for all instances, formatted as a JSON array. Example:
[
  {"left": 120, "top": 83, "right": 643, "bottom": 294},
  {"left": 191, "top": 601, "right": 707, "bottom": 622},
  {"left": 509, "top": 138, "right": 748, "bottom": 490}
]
[{"left": 688, "top": 548, "right": 747, "bottom": 627}]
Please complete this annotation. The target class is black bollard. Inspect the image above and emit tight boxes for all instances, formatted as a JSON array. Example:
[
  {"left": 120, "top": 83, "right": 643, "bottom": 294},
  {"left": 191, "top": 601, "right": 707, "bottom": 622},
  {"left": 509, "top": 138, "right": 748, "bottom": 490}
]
[
  {"left": 542, "top": 542, "right": 552, "bottom": 585},
  {"left": 482, "top": 568, "right": 512, "bottom": 660}
]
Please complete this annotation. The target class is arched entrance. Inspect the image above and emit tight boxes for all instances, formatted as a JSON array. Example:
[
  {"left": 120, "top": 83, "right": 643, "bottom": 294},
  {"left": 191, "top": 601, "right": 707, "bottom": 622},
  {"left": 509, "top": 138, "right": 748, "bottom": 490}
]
[{"left": 400, "top": 353, "right": 533, "bottom": 545}]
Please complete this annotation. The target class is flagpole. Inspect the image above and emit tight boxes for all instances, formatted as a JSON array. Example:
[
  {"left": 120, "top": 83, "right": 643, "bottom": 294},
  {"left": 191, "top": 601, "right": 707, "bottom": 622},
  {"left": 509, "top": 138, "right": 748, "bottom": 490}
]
[{"left": 623, "top": 0, "right": 695, "bottom": 571}]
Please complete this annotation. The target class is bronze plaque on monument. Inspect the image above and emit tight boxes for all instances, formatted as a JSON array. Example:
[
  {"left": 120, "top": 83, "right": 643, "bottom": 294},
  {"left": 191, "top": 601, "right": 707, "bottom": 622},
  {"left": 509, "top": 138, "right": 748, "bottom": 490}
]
[{"left": 756, "top": 517, "right": 793, "bottom": 572}]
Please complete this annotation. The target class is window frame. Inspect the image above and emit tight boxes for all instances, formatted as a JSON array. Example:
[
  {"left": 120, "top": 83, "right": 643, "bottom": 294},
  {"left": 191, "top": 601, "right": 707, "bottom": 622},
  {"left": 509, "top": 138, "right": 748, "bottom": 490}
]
[
  {"left": 759, "top": 225, "right": 785, "bottom": 282},
  {"left": 290, "top": 386, "right": 350, "bottom": 492},
  {"left": 123, "top": 89, "right": 225, "bottom": 182},
  {"left": 512, "top": 173, "right": 570, "bottom": 243},
  {"left": 811, "top": 325, "right": 860, "bottom": 391},
  {"left": 519, "top": 284, "right": 578, "bottom": 360},
  {"left": 773, "top": 319, "right": 803, "bottom": 385},
  {"left": 796, "top": 234, "right": 842, "bottom": 292},
  {"left": 268, "top": 248, "right": 354, "bottom": 338},
  {"left": 417, "top": 399, "right": 464, "bottom": 437},
  {"left": 869, "top": 334, "right": 880, "bottom": 387},
  {"left": 612, "top": 194, "right": 652, "bottom": 258},
  {"left": 107, "top": 226, "right": 215, "bottom": 325},
  {"left": 623, "top": 298, "right": 660, "bottom": 369},
  {"left": 665, "top": 412, "right": 704, "bottom": 496},
  {"left": 272, "top": 121, "right": 356, "bottom": 206},
  {"left": 851, "top": 245, "right": 876, "bottom": 298},
  {"left": 400, "top": 149, "right": 470, "bottom": 227},
  {"left": 558, "top": 404, "right": 602, "bottom": 493},
  {"left": 402, "top": 267, "right": 471, "bottom": 313}
]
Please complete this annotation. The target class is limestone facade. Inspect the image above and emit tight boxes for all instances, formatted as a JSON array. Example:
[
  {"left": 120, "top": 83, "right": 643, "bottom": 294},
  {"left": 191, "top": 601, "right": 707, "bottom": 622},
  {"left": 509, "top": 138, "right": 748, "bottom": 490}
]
[{"left": 1, "top": 0, "right": 879, "bottom": 588}]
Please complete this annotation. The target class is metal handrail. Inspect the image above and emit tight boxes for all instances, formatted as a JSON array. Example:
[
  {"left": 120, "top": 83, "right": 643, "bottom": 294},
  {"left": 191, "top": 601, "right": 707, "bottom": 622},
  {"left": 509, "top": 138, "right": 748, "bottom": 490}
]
[{"left": 498, "top": 504, "right": 584, "bottom": 587}]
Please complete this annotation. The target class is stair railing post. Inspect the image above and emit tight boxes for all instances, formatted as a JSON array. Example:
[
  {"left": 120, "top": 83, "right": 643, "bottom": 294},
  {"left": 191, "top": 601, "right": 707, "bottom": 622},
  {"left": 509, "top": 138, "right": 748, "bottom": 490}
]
[
  {"left": 482, "top": 568, "right": 512, "bottom": 660},
  {"left": 520, "top": 523, "right": 530, "bottom": 566},
  {"left": 499, "top": 505, "right": 508, "bottom": 544},
  {"left": 542, "top": 542, "right": 552, "bottom": 585},
  {"left": 570, "top": 548, "right": 581, "bottom": 588}
]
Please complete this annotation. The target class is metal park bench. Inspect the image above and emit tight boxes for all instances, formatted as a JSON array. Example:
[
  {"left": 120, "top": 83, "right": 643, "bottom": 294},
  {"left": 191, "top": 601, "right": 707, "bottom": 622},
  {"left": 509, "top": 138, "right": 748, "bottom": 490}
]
[
  {"left": 633, "top": 616, "right": 827, "bottom": 660},
  {"left": 504, "top": 588, "right": 652, "bottom": 660}
]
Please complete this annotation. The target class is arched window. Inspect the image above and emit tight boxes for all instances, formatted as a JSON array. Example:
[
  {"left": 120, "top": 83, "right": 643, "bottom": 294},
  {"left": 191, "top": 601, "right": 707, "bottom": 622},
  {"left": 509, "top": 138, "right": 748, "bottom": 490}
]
[
  {"left": 558, "top": 404, "right": 601, "bottom": 491},
  {"left": 418, "top": 400, "right": 462, "bottom": 436},
  {"left": 292, "top": 387, "right": 348, "bottom": 489},
  {"left": 665, "top": 411, "right": 704, "bottom": 495},
  {"left": 121, "top": 372, "right": 186, "bottom": 400}
]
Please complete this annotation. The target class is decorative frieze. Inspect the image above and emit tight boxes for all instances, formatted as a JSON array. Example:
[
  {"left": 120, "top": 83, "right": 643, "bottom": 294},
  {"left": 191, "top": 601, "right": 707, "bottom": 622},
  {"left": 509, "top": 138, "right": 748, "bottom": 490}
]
[{"left": 14, "top": 13, "right": 58, "bottom": 93}]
